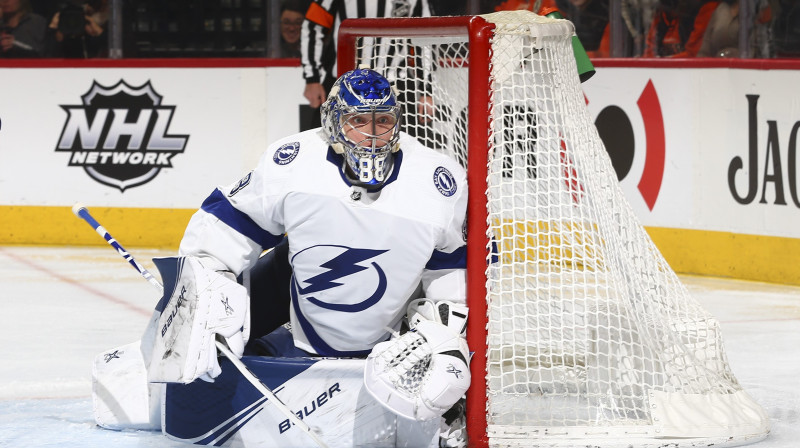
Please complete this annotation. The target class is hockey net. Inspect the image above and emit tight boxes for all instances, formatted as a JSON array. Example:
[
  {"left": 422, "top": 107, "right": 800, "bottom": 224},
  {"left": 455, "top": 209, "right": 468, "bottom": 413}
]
[{"left": 337, "top": 11, "right": 768, "bottom": 448}]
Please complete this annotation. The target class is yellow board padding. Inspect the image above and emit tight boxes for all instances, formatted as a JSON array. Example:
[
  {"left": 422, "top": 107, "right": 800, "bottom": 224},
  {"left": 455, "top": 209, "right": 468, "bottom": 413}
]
[
  {"left": 645, "top": 227, "right": 800, "bottom": 286},
  {"left": 0, "top": 205, "right": 194, "bottom": 249},
  {"left": 488, "top": 219, "right": 799, "bottom": 286},
  {"left": 491, "top": 219, "right": 601, "bottom": 270},
  {"left": 1, "top": 206, "right": 798, "bottom": 286}
]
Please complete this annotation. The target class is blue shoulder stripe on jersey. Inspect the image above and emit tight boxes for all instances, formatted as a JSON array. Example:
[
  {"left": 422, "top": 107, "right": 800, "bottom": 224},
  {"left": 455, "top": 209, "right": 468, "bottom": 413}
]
[
  {"left": 425, "top": 246, "right": 467, "bottom": 270},
  {"left": 200, "top": 188, "right": 284, "bottom": 249},
  {"left": 326, "top": 147, "right": 403, "bottom": 192}
]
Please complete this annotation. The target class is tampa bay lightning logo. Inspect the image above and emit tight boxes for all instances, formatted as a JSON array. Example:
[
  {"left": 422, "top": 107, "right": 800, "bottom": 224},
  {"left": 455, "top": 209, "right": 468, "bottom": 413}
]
[
  {"left": 273, "top": 142, "right": 300, "bottom": 165},
  {"left": 433, "top": 166, "right": 457, "bottom": 197},
  {"left": 292, "top": 245, "right": 389, "bottom": 312}
]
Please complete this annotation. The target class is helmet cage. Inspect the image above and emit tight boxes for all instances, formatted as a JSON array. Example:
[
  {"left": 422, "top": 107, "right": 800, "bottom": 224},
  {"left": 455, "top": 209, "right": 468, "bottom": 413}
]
[
  {"left": 321, "top": 69, "right": 402, "bottom": 186},
  {"left": 338, "top": 106, "right": 400, "bottom": 184}
]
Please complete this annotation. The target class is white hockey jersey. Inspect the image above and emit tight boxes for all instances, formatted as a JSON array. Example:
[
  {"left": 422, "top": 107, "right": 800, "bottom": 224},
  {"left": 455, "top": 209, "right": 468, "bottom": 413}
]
[{"left": 179, "top": 129, "right": 467, "bottom": 356}]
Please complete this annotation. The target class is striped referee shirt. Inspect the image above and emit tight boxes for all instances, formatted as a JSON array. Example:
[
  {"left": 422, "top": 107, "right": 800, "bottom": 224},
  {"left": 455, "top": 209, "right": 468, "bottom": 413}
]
[{"left": 301, "top": 0, "right": 432, "bottom": 86}]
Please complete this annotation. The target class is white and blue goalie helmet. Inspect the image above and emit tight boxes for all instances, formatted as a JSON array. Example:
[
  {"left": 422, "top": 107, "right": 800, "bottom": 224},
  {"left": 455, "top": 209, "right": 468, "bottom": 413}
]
[{"left": 321, "top": 68, "right": 401, "bottom": 186}]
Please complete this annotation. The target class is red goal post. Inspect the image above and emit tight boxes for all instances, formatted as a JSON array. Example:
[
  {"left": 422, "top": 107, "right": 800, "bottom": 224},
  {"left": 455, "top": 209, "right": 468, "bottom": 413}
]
[{"left": 338, "top": 15, "right": 494, "bottom": 446}]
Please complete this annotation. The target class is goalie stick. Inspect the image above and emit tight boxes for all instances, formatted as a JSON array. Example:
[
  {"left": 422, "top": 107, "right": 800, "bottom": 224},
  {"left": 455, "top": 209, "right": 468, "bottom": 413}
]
[
  {"left": 72, "top": 203, "right": 330, "bottom": 448},
  {"left": 72, "top": 203, "right": 164, "bottom": 294}
]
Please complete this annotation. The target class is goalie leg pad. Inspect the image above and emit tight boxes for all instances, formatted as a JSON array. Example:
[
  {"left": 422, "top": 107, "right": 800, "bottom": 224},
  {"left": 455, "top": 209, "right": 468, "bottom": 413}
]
[
  {"left": 92, "top": 340, "right": 162, "bottom": 430},
  {"left": 364, "top": 320, "right": 470, "bottom": 421}
]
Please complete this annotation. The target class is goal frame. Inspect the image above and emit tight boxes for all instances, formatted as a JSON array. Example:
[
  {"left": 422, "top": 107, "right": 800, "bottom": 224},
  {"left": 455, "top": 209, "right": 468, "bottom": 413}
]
[
  {"left": 337, "top": 14, "right": 768, "bottom": 448},
  {"left": 338, "top": 16, "right": 495, "bottom": 447}
]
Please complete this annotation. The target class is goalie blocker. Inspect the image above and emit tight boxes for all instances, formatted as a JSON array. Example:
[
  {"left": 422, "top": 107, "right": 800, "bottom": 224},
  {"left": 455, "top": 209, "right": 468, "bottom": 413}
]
[{"left": 145, "top": 256, "right": 250, "bottom": 384}]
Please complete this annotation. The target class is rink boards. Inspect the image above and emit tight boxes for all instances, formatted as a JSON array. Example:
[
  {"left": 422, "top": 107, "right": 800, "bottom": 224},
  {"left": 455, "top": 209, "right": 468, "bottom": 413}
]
[{"left": 1, "top": 60, "right": 799, "bottom": 284}]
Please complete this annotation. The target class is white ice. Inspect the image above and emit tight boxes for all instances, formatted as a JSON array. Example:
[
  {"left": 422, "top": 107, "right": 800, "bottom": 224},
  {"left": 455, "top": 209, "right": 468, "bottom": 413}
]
[{"left": 0, "top": 245, "right": 797, "bottom": 447}]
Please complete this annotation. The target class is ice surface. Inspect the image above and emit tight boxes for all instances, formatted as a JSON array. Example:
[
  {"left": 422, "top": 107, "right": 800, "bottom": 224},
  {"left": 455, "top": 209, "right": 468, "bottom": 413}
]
[{"left": 0, "top": 246, "right": 797, "bottom": 447}]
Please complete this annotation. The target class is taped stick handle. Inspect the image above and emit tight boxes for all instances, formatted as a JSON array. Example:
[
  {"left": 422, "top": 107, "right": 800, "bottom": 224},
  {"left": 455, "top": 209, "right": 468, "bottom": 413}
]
[
  {"left": 72, "top": 203, "right": 164, "bottom": 294},
  {"left": 71, "top": 203, "right": 328, "bottom": 448}
]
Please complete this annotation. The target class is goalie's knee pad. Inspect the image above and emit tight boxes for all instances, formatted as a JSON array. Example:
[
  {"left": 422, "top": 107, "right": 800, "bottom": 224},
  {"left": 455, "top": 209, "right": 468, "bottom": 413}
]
[{"left": 364, "top": 319, "right": 470, "bottom": 422}]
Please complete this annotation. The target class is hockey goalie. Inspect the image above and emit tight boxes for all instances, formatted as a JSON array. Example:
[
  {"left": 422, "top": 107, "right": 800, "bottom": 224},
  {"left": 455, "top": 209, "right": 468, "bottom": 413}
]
[{"left": 92, "top": 68, "right": 471, "bottom": 448}]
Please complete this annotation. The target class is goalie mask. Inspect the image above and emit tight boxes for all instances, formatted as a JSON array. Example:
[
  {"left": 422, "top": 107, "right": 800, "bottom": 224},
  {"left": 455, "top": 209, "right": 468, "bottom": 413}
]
[{"left": 321, "top": 68, "right": 401, "bottom": 187}]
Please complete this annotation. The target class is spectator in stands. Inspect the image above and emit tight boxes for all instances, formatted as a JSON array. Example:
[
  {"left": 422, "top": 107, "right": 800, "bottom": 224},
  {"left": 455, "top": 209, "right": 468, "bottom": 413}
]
[
  {"left": 491, "top": 0, "right": 547, "bottom": 11},
  {"left": 300, "top": 0, "right": 432, "bottom": 129},
  {"left": 0, "top": 0, "right": 46, "bottom": 58},
  {"left": 47, "top": 0, "right": 108, "bottom": 58},
  {"left": 695, "top": 0, "right": 776, "bottom": 58},
  {"left": 489, "top": 0, "right": 557, "bottom": 14},
  {"left": 30, "top": 0, "right": 60, "bottom": 22},
  {"left": 748, "top": 0, "right": 775, "bottom": 58},
  {"left": 489, "top": 0, "right": 608, "bottom": 58},
  {"left": 771, "top": 0, "right": 800, "bottom": 57},
  {"left": 643, "top": 0, "right": 720, "bottom": 57},
  {"left": 279, "top": 0, "right": 308, "bottom": 58},
  {"left": 556, "top": 0, "right": 610, "bottom": 57},
  {"left": 697, "top": 0, "right": 739, "bottom": 57}
]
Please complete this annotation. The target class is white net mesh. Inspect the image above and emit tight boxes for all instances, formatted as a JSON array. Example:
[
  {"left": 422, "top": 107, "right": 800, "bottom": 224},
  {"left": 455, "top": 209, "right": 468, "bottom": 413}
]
[{"left": 346, "top": 10, "right": 768, "bottom": 447}]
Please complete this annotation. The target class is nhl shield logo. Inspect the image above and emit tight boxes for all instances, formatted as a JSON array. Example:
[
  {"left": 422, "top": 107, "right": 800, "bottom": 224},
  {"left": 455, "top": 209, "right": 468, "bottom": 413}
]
[{"left": 55, "top": 80, "right": 189, "bottom": 192}]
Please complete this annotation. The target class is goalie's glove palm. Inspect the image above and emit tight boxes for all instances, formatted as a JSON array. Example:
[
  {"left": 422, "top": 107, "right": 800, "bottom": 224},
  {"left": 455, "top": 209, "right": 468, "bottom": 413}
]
[{"left": 365, "top": 319, "right": 470, "bottom": 421}]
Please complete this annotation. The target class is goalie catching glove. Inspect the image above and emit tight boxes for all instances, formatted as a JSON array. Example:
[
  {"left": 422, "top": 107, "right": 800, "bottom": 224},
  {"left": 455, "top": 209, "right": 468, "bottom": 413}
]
[
  {"left": 364, "top": 300, "right": 470, "bottom": 421},
  {"left": 145, "top": 256, "right": 249, "bottom": 384}
]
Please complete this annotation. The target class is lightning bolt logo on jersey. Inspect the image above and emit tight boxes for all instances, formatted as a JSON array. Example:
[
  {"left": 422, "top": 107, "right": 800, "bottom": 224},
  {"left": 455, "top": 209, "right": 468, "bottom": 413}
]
[
  {"left": 290, "top": 245, "right": 393, "bottom": 356},
  {"left": 293, "top": 246, "right": 389, "bottom": 312}
]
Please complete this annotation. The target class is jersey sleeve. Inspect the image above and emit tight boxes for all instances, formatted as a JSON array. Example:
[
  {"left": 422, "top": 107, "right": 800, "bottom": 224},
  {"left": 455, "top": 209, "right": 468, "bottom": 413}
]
[
  {"left": 421, "top": 256, "right": 466, "bottom": 306},
  {"left": 439, "top": 157, "right": 468, "bottom": 254},
  {"left": 179, "top": 146, "right": 291, "bottom": 275},
  {"left": 422, "top": 151, "right": 468, "bottom": 305}
]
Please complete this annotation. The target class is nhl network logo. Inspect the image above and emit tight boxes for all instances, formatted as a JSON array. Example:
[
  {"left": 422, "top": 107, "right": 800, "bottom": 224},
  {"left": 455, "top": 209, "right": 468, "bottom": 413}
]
[{"left": 55, "top": 80, "right": 189, "bottom": 191}]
